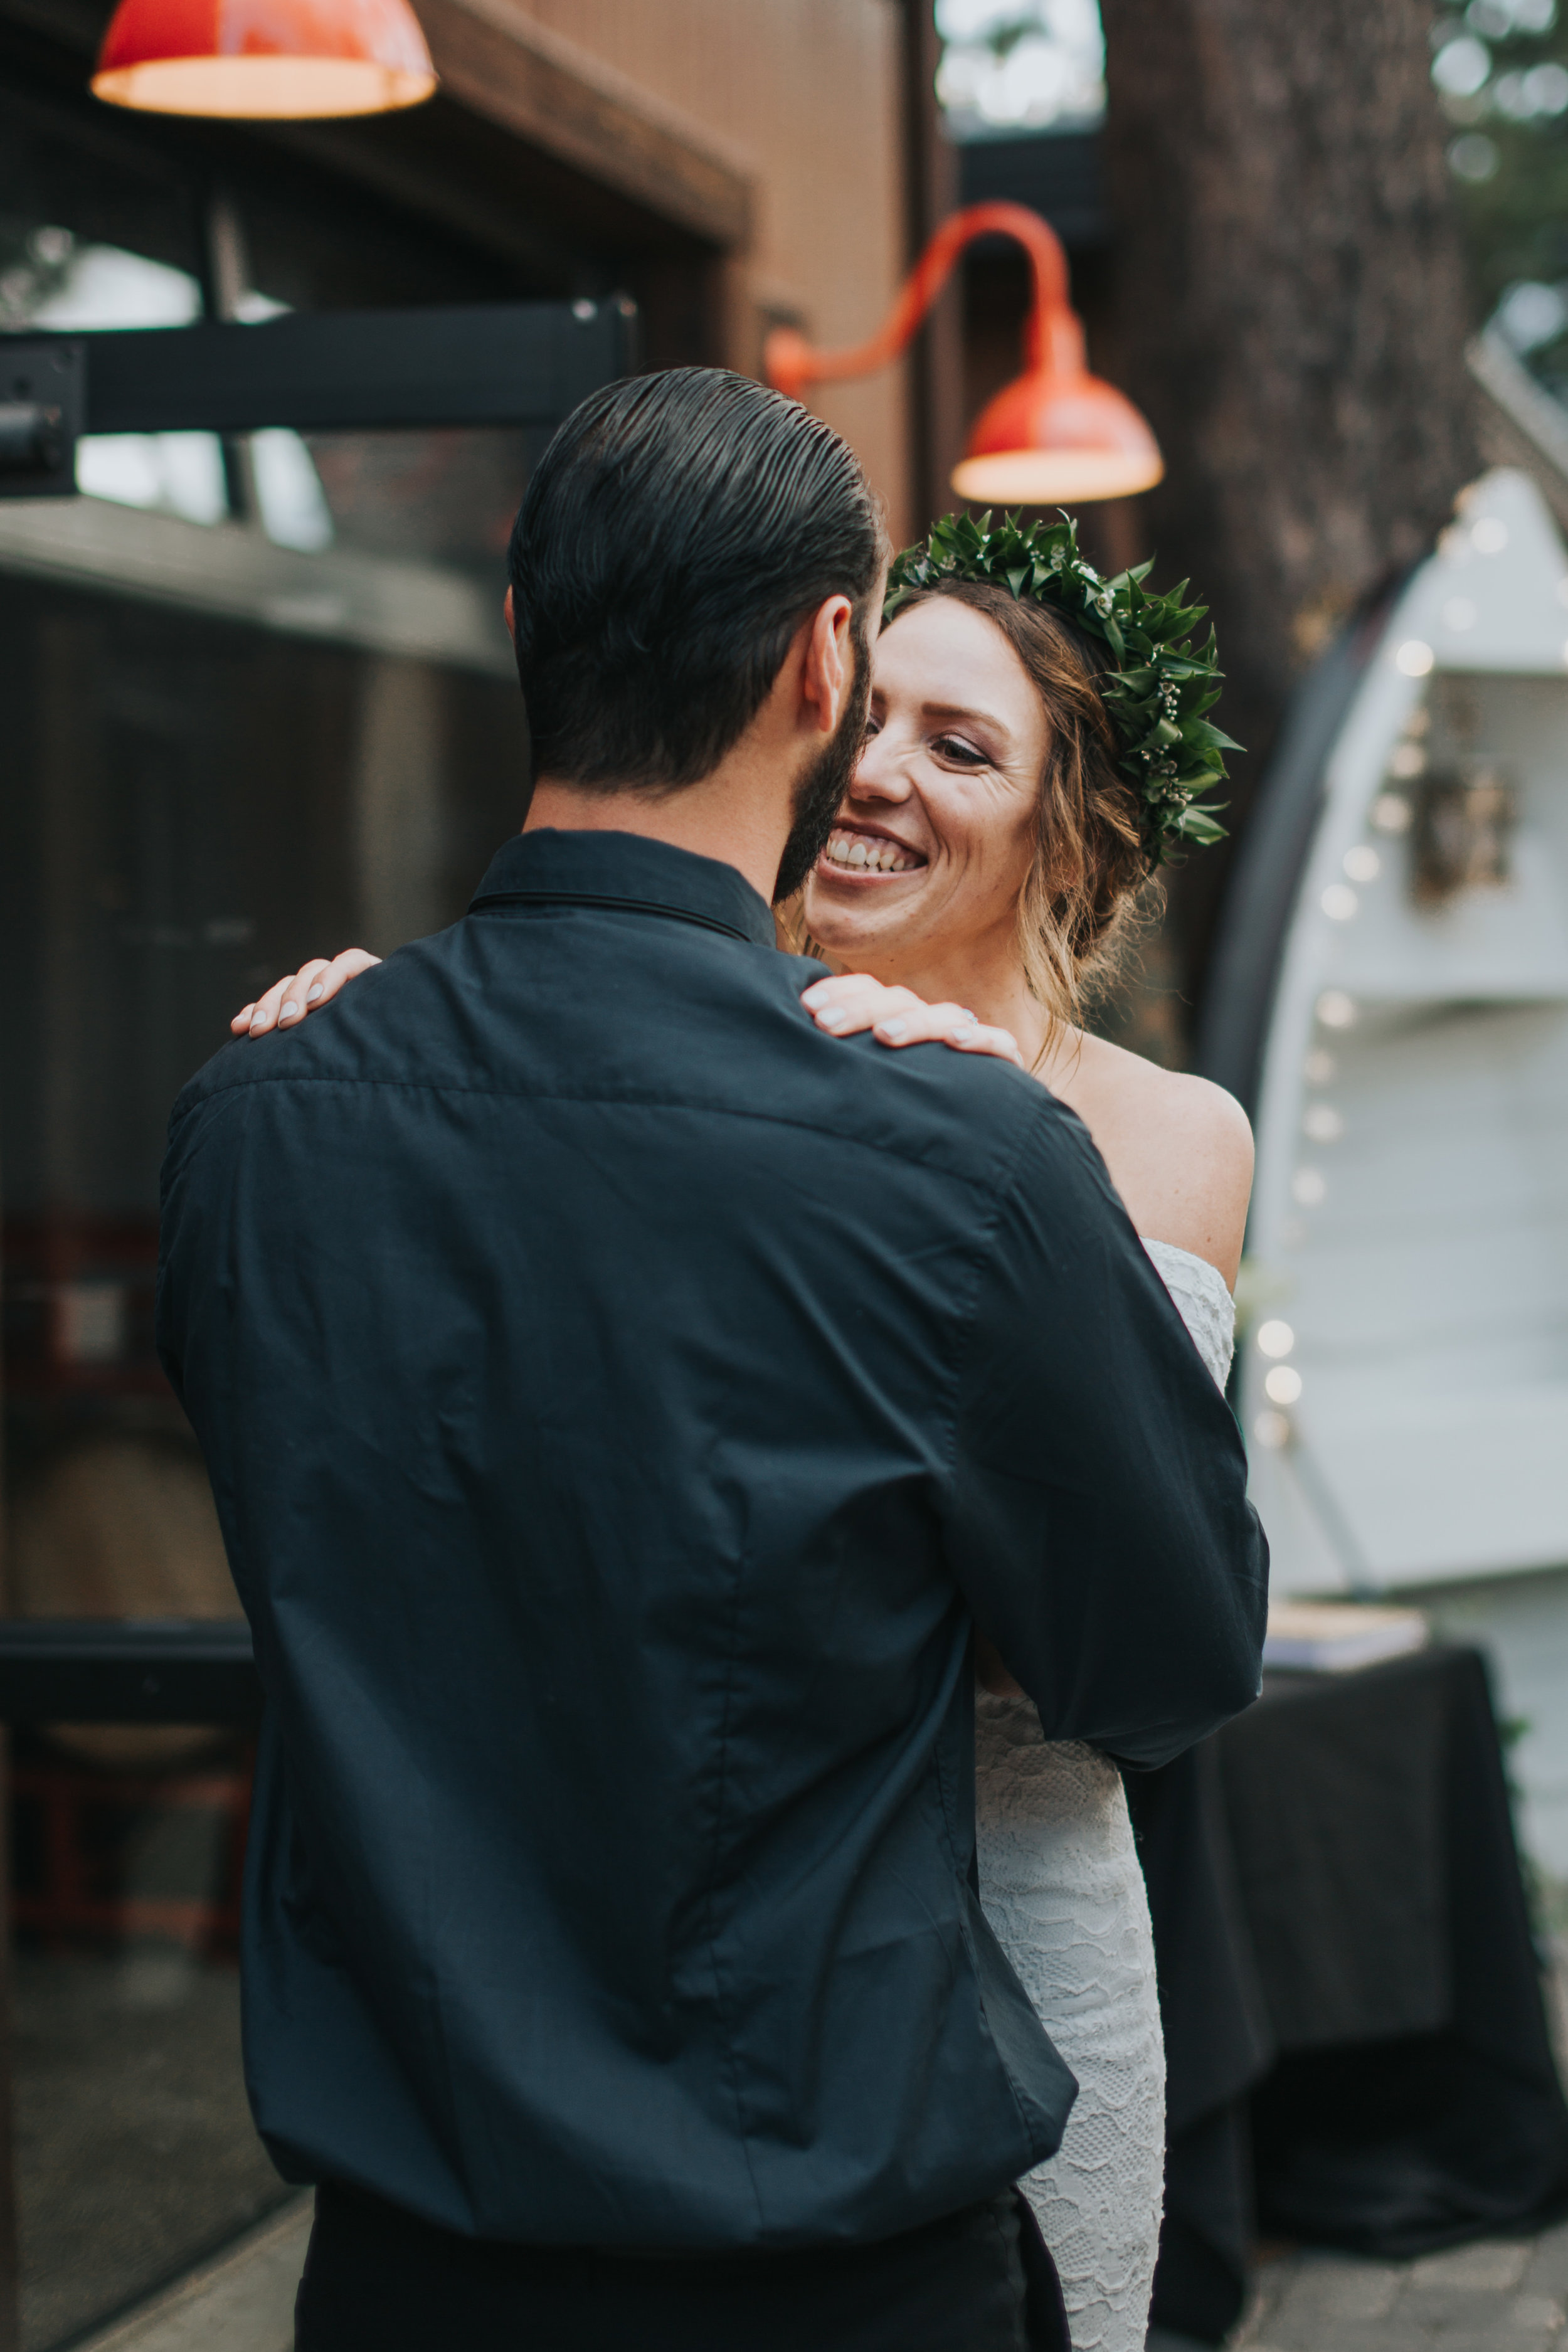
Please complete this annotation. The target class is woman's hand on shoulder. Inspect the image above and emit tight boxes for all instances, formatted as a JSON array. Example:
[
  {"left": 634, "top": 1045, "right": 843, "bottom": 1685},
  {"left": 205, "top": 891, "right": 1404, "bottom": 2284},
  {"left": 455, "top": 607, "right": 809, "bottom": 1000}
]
[
  {"left": 231, "top": 949, "right": 381, "bottom": 1038},
  {"left": 799, "top": 974, "right": 1023, "bottom": 1067}
]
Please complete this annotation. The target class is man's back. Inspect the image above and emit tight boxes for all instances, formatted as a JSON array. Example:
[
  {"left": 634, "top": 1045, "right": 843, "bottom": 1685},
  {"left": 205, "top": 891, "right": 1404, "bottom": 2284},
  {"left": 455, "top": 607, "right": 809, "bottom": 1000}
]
[{"left": 159, "top": 829, "right": 1264, "bottom": 2247}]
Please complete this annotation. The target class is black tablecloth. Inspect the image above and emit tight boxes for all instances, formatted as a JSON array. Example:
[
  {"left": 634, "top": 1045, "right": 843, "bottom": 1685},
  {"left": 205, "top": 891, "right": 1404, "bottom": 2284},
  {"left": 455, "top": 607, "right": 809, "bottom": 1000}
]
[{"left": 1128, "top": 1646, "right": 1568, "bottom": 2344}]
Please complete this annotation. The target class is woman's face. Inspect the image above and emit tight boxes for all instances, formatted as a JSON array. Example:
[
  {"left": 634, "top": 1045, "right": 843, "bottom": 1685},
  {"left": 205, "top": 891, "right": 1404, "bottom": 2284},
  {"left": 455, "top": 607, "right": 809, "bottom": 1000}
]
[{"left": 802, "top": 596, "right": 1048, "bottom": 977}]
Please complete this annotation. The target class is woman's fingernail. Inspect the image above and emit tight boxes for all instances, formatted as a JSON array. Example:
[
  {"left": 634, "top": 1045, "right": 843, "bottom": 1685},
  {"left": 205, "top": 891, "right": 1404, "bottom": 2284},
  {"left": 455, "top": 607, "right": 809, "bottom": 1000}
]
[
  {"left": 306, "top": 984, "right": 323, "bottom": 1004},
  {"left": 880, "top": 1018, "right": 907, "bottom": 1040},
  {"left": 281, "top": 1002, "right": 299, "bottom": 1021},
  {"left": 953, "top": 1022, "right": 977, "bottom": 1042},
  {"left": 817, "top": 1005, "right": 848, "bottom": 1027}
]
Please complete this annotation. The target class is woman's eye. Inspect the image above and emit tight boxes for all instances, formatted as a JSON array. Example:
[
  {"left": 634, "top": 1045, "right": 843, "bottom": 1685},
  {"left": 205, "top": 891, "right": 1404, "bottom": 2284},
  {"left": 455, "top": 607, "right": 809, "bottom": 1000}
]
[{"left": 931, "top": 734, "right": 987, "bottom": 767}]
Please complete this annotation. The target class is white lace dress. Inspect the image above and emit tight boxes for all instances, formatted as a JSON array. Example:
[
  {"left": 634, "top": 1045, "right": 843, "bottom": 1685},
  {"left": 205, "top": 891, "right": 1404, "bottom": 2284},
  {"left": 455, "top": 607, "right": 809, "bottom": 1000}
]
[{"left": 975, "top": 1238, "right": 1235, "bottom": 2352}]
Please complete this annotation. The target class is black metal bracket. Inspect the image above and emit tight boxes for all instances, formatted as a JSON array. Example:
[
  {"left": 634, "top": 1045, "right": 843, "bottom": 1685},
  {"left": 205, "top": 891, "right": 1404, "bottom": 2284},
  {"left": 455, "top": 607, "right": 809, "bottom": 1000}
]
[
  {"left": 0, "top": 1621, "right": 260, "bottom": 1724},
  {"left": 0, "top": 337, "right": 86, "bottom": 498},
  {"left": 0, "top": 294, "right": 637, "bottom": 498}
]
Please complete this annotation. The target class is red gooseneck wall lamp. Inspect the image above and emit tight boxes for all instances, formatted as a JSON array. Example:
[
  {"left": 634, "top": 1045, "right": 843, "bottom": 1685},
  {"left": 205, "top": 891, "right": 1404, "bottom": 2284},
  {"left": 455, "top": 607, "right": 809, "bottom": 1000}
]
[
  {"left": 765, "top": 201, "right": 1162, "bottom": 508},
  {"left": 91, "top": 0, "right": 437, "bottom": 118}
]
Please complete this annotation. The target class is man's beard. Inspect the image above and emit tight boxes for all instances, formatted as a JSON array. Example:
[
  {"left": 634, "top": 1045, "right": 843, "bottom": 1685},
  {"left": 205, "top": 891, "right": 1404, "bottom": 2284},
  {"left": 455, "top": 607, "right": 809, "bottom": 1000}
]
[{"left": 771, "top": 621, "right": 869, "bottom": 905}]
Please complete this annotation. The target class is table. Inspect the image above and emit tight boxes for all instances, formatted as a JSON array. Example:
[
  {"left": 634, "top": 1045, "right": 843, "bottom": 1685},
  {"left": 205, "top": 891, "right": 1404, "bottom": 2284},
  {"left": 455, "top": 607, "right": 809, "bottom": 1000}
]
[{"left": 1128, "top": 1646, "right": 1568, "bottom": 2344}]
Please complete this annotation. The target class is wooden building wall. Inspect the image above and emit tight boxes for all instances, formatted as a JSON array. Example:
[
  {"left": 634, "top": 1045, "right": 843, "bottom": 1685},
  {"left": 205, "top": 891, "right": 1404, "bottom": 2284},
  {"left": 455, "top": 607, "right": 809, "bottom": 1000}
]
[{"left": 482, "top": 0, "right": 914, "bottom": 543}]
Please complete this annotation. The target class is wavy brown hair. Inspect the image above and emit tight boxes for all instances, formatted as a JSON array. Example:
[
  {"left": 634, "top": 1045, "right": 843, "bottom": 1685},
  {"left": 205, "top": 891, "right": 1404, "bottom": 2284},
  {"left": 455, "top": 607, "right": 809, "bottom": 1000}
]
[{"left": 785, "top": 576, "right": 1156, "bottom": 1039}]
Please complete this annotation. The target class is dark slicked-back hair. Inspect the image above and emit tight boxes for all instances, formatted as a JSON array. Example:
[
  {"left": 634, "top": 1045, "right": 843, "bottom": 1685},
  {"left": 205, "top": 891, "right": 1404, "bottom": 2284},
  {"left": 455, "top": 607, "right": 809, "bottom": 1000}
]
[{"left": 507, "top": 368, "right": 887, "bottom": 792}]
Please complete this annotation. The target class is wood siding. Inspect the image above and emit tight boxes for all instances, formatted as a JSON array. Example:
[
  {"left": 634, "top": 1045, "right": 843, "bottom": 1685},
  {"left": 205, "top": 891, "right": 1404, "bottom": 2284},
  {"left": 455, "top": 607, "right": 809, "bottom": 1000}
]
[{"left": 506, "top": 0, "right": 913, "bottom": 541}]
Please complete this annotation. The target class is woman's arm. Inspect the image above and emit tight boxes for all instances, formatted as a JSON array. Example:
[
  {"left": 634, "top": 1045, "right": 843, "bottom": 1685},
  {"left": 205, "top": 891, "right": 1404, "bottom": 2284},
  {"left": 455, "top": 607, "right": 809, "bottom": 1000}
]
[{"left": 231, "top": 960, "right": 1024, "bottom": 1062}]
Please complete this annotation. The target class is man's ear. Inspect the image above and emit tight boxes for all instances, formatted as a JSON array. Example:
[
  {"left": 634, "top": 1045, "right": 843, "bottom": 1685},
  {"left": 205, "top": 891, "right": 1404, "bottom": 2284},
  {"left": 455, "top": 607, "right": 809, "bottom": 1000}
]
[
  {"left": 503, "top": 585, "right": 516, "bottom": 643},
  {"left": 801, "top": 595, "right": 854, "bottom": 737}
]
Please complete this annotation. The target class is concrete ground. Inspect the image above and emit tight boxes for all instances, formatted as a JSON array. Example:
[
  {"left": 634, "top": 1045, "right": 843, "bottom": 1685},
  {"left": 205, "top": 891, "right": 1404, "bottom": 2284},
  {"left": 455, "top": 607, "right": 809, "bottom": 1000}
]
[
  {"left": 72, "top": 2210, "right": 1568, "bottom": 2352},
  {"left": 1225, "top": 2226, "right": 1568, "bottom": 2352},
  {"left": 14, "top": 1949, "right": 290, "bottom": 2349},
  {"left": 61, "top": 1926, "right": 1568, "bottom": 2352},
  {"left": 75, "top": 2198, "right": 310, "bottom": 2352}
]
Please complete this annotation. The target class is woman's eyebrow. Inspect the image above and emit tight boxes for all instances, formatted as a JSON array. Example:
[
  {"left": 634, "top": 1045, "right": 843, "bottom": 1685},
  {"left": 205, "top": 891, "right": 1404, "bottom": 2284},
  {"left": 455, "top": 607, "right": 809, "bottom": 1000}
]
[{"left": 920, "top": 699, "right": 1012, "bottom": 741}]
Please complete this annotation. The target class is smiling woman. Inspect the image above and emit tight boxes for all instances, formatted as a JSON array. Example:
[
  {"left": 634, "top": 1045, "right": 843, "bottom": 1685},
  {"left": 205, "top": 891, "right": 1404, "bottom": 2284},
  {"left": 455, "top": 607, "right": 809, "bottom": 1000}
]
[
  {"left": 784, "top": 549, "right": 1254, "bottom": 1298},
  {"left": 803, "top": 582, "right": 1147, "bottom": 1034}
]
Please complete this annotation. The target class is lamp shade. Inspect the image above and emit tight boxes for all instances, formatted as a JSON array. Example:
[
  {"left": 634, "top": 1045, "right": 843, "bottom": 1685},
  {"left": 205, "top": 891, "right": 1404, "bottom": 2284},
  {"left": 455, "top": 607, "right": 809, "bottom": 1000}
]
[
  {"left": 760, "top": 202, "right": 1163, "bottom": 511},
  {"left": 951, "top": 364, "right": 1164, "bottom": 507},
  {"left": 92, "top": 0, "right": 437, "bottom": 118}
]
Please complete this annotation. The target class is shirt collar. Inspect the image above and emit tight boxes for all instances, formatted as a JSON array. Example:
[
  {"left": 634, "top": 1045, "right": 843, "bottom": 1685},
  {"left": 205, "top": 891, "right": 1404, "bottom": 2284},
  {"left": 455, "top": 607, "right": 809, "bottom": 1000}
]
[{"left": 469, "top": 830, "right": 778, "bottom": 950}]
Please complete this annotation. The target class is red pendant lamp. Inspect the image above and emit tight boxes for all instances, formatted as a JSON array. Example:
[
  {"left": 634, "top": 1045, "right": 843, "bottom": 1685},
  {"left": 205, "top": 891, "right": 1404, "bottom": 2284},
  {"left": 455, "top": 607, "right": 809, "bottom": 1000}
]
[
  {"left": 765, "top": 201, "right": 1162, "bottom": 508},
  {"left": 92, "top": 0, "right": 437, "bottom": 119}
]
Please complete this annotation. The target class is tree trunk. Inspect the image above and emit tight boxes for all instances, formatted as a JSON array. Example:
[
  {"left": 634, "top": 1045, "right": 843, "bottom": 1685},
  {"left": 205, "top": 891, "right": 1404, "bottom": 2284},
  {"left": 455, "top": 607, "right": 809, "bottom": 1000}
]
[{"left": 1098, "top": 0, "right": 1480, "bottom": 1013}]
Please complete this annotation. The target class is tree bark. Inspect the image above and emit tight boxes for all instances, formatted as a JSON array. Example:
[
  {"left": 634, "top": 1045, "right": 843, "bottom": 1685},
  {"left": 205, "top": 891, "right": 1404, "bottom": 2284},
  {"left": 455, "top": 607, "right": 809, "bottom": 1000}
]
[{"left": 1099, "top": 0, "right": 1480, "bottom": 1009}]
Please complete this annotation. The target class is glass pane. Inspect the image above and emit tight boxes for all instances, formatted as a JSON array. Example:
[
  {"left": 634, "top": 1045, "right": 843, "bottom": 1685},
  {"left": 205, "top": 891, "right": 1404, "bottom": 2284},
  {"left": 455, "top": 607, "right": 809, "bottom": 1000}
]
[
  {"left": 0, "top": 85, "right": 205, "bottom": 307},
  {"left": 0, "top": 67, "right": 542, "bottom": 2344},
  {"left": 0, "top": 83, "right": 235, "bottom": 534},
  {"left": 1, "top": 573, "right": 524, "bottom": 1524},
  {"left": 298, "top": 425, "right": 532, "bottom": 573},
  {"left": 0, "top": 534, "right": 524, "bottom": 2352},
  {"left": 11, "top": 1726, "right": 287, "bottom": 2349}
]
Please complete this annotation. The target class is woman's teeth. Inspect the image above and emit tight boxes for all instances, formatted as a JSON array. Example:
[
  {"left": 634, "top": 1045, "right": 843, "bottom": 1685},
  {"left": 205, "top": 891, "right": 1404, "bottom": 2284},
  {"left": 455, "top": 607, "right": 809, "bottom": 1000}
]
[{"left": 823, "top": 829, "right": 922, "bottom": 875}]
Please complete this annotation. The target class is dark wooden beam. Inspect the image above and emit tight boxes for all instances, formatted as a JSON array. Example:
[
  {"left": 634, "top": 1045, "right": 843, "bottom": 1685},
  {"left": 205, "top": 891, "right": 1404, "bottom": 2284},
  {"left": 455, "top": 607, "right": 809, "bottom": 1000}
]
[{"left": 900, "top": 0, "right": 963, "bottom": 535}]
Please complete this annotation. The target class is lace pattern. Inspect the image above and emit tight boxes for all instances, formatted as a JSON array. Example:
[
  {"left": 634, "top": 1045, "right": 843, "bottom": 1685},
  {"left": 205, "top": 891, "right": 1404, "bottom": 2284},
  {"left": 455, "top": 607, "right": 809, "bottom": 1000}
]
[
  {"left": 975, "top": 1239, "right": 1235, "bottom": 2352},
  {"left": 1142, "top": 1237, "right": 1234, "bottom": 1390},
  {"left": 976, "top": 1714, "right": 1163, "bottom": 2352}
]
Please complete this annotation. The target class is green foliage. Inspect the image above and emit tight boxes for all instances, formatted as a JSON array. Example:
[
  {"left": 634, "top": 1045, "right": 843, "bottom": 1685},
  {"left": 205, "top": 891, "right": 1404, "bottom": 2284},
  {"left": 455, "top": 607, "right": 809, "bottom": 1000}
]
[
  {"left": 1437, "top": 3, "right": 1568, "bottom": 398},
  {"left": 1458, "top": 124, "right": 1568, "bottom": 319},
  {"left": 885, "top": 510, "right": 1234, "bottom": 869}
]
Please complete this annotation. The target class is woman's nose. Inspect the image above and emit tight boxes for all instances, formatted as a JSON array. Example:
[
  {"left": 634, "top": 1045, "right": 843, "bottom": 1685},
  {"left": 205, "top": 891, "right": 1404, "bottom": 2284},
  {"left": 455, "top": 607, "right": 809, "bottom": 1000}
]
[{"left": 852, "top": 732, "right": 915, "bottom": 802}]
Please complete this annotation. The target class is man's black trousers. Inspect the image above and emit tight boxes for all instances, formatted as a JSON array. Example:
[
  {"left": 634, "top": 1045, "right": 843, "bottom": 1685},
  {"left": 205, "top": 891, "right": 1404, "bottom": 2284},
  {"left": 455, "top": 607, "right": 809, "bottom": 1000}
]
[{"left": 294, "top": 2178, "right": 1071, "bottom": 2351}]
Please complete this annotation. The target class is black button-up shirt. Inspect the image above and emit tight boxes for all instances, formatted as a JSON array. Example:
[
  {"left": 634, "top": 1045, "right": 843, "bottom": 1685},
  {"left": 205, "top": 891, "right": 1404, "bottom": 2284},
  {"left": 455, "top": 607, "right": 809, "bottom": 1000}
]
[{"left": 158, "top": 829, "right": 1266, "bottom": 2250}]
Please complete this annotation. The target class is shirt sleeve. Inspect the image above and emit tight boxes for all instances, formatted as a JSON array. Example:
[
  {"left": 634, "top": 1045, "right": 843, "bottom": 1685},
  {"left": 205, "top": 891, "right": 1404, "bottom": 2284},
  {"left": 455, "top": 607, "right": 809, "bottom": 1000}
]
[{"left": 941, "top": 1087, "right": 1268, "bottom": 1770}]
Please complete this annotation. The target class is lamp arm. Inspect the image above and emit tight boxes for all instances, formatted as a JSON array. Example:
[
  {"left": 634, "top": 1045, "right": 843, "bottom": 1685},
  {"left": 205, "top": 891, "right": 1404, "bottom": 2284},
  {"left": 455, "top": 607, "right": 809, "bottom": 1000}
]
[{"left": 765, "top": 201, "right": 1078, "bottom": 400}]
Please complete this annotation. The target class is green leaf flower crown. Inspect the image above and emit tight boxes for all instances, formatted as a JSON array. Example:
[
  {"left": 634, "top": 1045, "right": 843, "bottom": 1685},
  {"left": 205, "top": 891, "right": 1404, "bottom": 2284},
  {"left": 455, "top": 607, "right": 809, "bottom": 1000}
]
[{"left": 883, "top": 510, "right": 1237, "bottom": 869}]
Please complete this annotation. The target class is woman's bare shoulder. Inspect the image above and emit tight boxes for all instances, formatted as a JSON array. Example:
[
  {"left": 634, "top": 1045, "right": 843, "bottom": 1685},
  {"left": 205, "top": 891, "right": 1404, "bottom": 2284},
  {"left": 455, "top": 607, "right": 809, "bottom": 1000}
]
[
  {"left": 1110, "top": 1049, "right": 1254, "bottom": 1173},
  {"left": 1043, "top": 1033, "right": 1254, "bottom": 1286}
]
